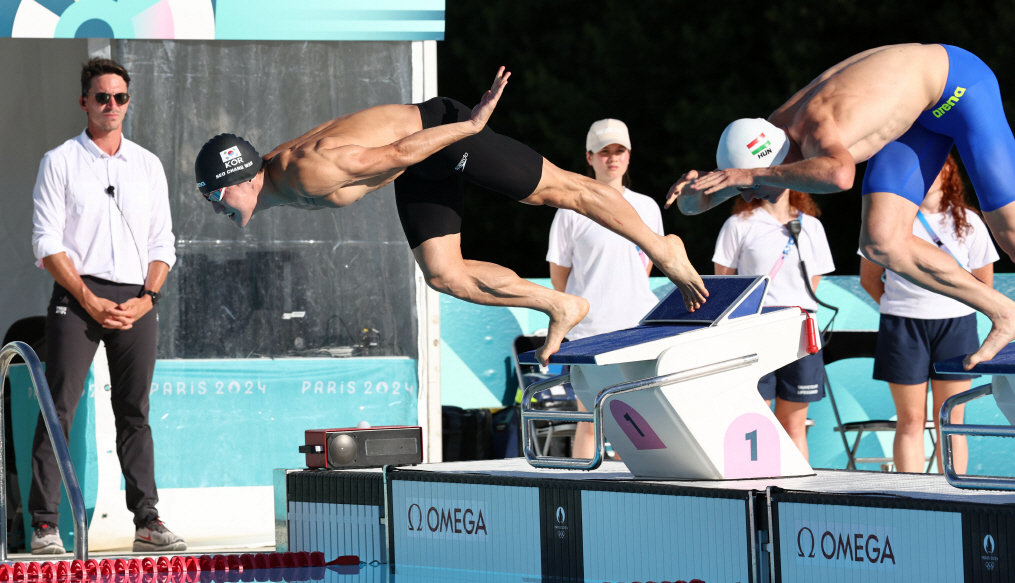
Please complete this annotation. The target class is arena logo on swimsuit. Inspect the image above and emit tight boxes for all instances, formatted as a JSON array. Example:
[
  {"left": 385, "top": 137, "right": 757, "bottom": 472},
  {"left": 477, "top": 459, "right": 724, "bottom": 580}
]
[
  {"left": 932, "top": 87, "right": 966, "bottom": 118},
  {"left": 746, "top": 133, "right": 773, "bottom": 159}
]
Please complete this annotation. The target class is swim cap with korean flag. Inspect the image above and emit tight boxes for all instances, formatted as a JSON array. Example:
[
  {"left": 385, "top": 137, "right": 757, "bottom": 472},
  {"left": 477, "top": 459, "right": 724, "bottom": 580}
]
[
  {"left": 716, "top": 118, "right": 789, "bottom": 170},
  {"left": 194, "top": 133, "right": 262, "bottom": 195}
]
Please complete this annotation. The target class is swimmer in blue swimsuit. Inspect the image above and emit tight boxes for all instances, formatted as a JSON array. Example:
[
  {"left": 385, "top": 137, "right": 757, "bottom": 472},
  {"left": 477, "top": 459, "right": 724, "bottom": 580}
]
[{"left": 670, "top": 44, "right": 1015, "bottom": 369}]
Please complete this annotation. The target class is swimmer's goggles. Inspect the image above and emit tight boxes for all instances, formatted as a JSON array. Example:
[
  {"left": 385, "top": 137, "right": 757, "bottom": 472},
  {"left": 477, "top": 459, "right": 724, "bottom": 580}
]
[{"left": 204, "top": 187, "right": 226, "bottom": 203}]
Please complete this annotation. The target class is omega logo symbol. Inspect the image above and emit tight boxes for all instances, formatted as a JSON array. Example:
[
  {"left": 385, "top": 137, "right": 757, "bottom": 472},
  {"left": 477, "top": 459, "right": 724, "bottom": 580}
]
[
  {"left": 797, "top": 527, "right": 816, "bottom": 558},
  {"left": 407, "top": 503, "right": 423, "bottom": 531}
]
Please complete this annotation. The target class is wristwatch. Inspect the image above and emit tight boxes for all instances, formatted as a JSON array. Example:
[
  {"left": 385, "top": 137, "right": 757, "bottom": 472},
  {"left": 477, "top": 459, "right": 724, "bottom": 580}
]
[{"left": 141, "top": 290, "right": 161, "bottom": 305}]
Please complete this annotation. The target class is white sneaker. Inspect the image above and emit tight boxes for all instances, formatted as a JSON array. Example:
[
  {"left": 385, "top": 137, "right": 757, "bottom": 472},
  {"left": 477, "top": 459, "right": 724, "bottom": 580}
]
[
  {"left": 133, "top": 518, "right": 187, "bottom": 552},
  {"left": 31, "top": 522, "right": 64, "bottom": 555}
]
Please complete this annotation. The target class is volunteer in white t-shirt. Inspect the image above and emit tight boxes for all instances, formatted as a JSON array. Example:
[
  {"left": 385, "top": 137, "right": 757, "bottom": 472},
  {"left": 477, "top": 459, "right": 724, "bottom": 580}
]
[
  {"left": 860, "top": 154, "right": 998, "bottom": 475},
  {"left": 546, "top": 118, "right": 664, "bottom": 458},
  {"left": 713, "top": 189, "right": 835, "bottom": 460}
]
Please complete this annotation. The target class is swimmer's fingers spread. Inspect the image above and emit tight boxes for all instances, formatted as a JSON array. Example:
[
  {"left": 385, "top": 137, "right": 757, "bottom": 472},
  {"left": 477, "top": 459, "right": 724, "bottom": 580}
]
[
  {"left": 667, "top": 170, "right": 716, "bottom": 214},
  {"left": 663, "top": 170, "right": 698, "bottom": 209},
  {"left": 470, "top": 66, "right": 510, "bottom": 132}
]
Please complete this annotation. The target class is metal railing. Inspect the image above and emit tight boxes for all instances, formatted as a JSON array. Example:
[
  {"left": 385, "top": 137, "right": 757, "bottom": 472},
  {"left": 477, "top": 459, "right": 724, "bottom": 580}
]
[
  {"left": 940, "top": 382, "right": 1015, "bottom": 490},
  {"left": 521, "top": 354, "right": 759, "bottom": 471},
  {"left": 0, "top": 341, "right": 88, "bottom": 560}
]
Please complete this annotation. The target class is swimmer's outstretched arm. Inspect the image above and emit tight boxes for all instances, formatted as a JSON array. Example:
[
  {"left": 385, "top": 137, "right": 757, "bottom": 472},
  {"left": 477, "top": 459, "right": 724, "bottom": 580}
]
[
  {"left": 691, "top": 134, "right": 856, "bottom": 195},
  {"left": 294, "top": 67, "right": 511, "bottom": 196}
]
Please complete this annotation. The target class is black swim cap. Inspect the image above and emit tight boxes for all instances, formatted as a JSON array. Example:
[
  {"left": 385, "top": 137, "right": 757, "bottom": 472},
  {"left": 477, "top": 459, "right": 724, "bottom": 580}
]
[{"left": 194, "top": 133, "right": 263, "bottom": 195}]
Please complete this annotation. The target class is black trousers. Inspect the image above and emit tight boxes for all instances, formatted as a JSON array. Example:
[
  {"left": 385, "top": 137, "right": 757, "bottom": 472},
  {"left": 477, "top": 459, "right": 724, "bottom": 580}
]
[{"left": 30, "top": 276, "right": 159, "bottom": 528}]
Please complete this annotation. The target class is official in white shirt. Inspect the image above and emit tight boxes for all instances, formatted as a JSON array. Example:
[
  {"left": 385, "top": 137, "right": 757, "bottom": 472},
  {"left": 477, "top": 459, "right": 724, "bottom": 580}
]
[
  {"left": 29, "top": 58, "right": 184, "bottom": 554},
  {"left": 860, "top": 154, "right": 998, "bottom": 475},
  {"left": 547, "top": 119, "right": 664, "bottom": 459}
]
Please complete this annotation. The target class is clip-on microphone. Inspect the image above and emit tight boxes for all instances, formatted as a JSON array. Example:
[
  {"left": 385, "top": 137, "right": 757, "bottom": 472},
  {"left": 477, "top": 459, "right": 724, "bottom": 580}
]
[{"left": 106, "top": 185, "right": 115, "bottom": 196}]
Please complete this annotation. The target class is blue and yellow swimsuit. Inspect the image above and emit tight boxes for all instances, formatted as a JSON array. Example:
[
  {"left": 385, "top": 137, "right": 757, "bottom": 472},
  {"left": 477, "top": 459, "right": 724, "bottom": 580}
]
[{"left": 862, "top": 44, "right": 1015, "bottom": 211}]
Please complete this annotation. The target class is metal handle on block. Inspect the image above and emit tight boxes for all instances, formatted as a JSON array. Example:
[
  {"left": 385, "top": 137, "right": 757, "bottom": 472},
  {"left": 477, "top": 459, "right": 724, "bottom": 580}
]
[
  {"left": 940, "top": 382, "right": 1015, "bottom": 490},
  {"left": 521, "top": 354, "right": 759, "bottom": 471},
  {"left": 0, "top": 341, "right": 89, "bottom": 560}
]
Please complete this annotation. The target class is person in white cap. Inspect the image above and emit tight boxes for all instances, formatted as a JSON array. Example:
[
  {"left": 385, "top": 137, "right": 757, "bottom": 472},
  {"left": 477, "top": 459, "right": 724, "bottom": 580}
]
[
  {"left": 667, "top": 43, "right": 1015, "bottom": 370},
  {"left": 546, "top": 119, "right": 664, "bottom": 458}
]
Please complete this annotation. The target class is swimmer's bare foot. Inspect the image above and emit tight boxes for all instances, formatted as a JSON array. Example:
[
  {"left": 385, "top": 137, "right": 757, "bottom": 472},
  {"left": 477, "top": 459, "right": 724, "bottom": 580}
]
[
  {"left": 963, "top": 308, "right": 1015, "bottom": 369},
  {"left": 654, "top": 234, "right": 708, "bottom": 312},
  {"left": 536, "top": 294, "right": 589, "bottom": 366}
]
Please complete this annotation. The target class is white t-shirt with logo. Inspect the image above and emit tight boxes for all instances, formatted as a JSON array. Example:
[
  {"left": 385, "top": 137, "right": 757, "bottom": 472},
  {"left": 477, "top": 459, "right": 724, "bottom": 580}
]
[
  {"left": 859, "top": 209, "right": 999, "bottom": 320},
  {"left": 546, "top": 188, "right": 664, "bottom": 340},
  {"left": 712, "top": 209, "right": 835, "bottom": 311}
]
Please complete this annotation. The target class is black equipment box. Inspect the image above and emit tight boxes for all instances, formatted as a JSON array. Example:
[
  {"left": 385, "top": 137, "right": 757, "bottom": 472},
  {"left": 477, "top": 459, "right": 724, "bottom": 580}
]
[{"left": 299, "top": 425, "right": 423, "bottom": 469}]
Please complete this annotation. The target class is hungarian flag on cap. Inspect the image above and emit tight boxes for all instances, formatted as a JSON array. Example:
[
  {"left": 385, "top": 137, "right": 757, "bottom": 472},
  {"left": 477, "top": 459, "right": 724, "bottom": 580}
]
[{"left": 747, "top": 133, "right": 771, "bottom": 156}]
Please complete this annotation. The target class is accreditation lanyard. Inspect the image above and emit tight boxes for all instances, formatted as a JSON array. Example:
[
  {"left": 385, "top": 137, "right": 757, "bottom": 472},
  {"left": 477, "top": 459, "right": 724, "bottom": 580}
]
[
  {"left": 768, "top": 211, "right": 804, "bottom": 280},
  {"left": 917, "top": 211, "right": 967, "bottom": 271}
]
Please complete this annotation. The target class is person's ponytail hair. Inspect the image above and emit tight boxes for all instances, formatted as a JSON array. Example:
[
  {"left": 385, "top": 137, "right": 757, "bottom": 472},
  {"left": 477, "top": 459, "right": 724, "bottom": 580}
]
[{"left": 939, "top": 153, "right": 974, "bottom": 241}]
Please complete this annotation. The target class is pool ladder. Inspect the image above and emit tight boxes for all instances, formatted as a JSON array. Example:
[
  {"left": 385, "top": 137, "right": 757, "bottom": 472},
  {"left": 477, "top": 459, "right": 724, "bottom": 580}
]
[{"left": 0, "top": 341, "right": 88, "bottom": 560}]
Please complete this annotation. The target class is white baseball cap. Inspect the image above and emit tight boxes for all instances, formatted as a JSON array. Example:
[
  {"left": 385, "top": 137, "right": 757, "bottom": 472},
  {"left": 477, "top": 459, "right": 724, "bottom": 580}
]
[
  {"left": 586, "top": 119, "right": 632, "bottom": 152},
  {"left": 716, "top": 118, "right": 789, "bottom": 169}
]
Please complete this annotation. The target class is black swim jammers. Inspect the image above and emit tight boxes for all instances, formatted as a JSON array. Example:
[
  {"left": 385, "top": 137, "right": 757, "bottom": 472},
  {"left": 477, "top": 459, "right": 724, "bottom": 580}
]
[{"left": 394, "top": 97, "right": 544, "bottom": 248}]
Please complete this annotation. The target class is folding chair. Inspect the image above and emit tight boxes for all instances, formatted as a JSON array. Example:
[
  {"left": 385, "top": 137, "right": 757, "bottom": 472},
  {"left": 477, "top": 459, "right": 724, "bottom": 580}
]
[
  {"left": 823, "top": 330, "right": 937, "bottom": 472},
  {"left": 511, "top": 335, "right": 578, "bottom": 457}
]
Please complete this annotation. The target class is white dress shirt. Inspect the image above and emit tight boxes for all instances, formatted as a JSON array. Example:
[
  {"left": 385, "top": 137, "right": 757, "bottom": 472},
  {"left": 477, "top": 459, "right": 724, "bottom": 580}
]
[{"left": 32, "top": 129, "right": 176, "bottom": 285}]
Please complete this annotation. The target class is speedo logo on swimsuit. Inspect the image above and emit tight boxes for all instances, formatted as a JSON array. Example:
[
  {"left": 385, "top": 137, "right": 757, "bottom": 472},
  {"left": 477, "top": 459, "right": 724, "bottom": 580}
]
[
  {"left": 455, "top": 152, "right": 468, "bottom": 171},
  {"left": 746, "top": 133, "right": 773, "bottom": 159},
  {"left": 932, "top": 87, "right": 966, "bottom": 118}
]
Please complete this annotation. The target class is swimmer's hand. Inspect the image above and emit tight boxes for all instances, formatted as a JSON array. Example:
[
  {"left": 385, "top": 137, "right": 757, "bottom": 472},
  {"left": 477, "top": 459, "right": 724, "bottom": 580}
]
[
  {"left": 664, "top": 170, "right": 740, "bottom": 215},
  {"left": 470, "top": 66, "right": 510, "bottom": 132},
  {"left": 690, "top": 167, "right": 755, "bottom": 195}
]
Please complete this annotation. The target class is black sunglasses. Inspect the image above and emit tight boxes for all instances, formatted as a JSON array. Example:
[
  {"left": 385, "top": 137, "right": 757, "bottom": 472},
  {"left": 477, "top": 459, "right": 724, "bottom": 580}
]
[{"left": 86, "top": 92, "right": 130, "bottom": 106}]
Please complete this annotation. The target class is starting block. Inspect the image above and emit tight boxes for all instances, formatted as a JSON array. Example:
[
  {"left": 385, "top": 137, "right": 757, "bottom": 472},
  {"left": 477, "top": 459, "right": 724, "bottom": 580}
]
[
  {"left": 935, "top": 345, "right": 1015, "bottom": 490},
  {"left": 519, "top": 275, "right": 816, "bottom": 480}
]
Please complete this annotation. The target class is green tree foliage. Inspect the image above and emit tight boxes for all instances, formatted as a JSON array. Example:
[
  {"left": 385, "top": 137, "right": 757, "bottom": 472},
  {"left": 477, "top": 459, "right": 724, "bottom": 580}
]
[{"left": 439, "top": 0, "right": 1015, "bottom": 276}]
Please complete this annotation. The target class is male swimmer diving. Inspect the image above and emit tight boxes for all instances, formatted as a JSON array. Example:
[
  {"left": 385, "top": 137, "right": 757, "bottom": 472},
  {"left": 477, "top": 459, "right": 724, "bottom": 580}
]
[
  {"left": 194, "top": 67, "right": 706, "bottom": 365},
  {"left": 668, "top": 44, "right": 1015, "bottom": 369}
]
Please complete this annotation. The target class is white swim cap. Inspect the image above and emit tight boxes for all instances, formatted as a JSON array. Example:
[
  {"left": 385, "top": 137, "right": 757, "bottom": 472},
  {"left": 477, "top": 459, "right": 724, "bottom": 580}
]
[{"left": 716, "top": 118, "right": 789, "bottom": 169}]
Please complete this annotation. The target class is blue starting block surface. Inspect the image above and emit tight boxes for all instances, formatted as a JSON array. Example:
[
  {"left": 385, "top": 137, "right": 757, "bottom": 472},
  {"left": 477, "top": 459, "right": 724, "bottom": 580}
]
[
  {"left": 641, "top": 275, "right": 767, "bottom": 325},
  {"left": 518, "top": 276, "right": 770, "bottom": 365},
  {"left": 517, "top": 323, "right": 707, "bottom": 365},
  {"left": 935, "top": 343, "right": 1015, "bottom": 375}
]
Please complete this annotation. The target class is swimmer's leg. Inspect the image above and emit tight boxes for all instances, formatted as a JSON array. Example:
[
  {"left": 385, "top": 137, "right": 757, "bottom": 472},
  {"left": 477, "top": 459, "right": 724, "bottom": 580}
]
[
  {"left": 983, "top": 202, "right": 1015, "bottom": 259},
  {"left": 860, "top": 192, "right": 1015, "bottom": 369},
  {"left": 442, "top": 116, "right": 708, "bottom": 311},
  {"left": 412, "top": 233, "right": 588, "bottom": 366},
  {"left": 954, "top": 127, "right": 1015, "bottom": 259},
  {"left": 521, "top": 159, "right": 708, "bottom": 310}
]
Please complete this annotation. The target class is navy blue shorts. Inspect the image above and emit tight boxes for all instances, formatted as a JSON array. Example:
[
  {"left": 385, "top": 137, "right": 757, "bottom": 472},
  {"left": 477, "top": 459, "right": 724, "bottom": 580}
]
[
  {"left": 757, "top": 350, "right": 826, "bottom": 403},
  {"left": 873, "top": 313, "right": 980, "bottom": 384},
  {"left": 861, "top": 45, "right": 1015, "bottom": 211}
]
